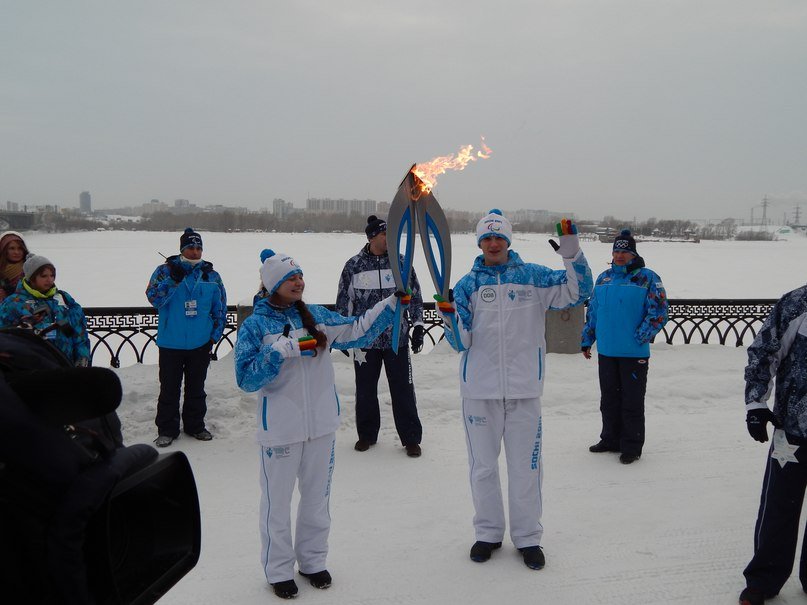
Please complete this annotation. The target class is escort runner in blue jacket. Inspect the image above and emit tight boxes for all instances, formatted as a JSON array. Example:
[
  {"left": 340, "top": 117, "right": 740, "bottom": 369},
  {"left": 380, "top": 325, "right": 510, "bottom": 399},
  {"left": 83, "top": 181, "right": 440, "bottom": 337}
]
[
  {"left": 234, "top": 249, "right": 398, "bottom": 599},
  {"left": 439, "top": 210, "right": 592, "bottom": 571},
  {"left": 0, "top": 254, "right": 91, "bottom": 366},
  {"left": 581, "top": 229, "right": 668, "bottom": 464},
  {"left": 145, "top": 228, "right": 226, "bottom": 447},
  {"left": 740, "top": 285, "right": 807, "bottom": 605}
]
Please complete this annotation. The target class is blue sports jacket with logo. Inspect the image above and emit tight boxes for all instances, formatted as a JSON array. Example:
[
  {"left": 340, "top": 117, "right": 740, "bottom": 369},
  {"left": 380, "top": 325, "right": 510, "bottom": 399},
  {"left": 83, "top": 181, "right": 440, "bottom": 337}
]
[{"left": 581, "top": 259, "right": 668, "bottom": 358}]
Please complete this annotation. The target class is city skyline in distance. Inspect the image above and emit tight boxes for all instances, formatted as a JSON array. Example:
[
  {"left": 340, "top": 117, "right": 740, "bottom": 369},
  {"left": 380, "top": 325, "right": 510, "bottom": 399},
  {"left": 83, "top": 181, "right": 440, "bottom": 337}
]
[{"left": 2, "top": 2, "right": 806, "bottom": 221}]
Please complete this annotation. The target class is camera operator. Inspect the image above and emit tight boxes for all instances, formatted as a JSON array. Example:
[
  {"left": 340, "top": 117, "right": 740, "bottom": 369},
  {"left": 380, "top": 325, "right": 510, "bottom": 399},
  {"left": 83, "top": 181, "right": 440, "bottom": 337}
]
[{"left": 0, "top": 329, "right": 157, "bottom": 603}]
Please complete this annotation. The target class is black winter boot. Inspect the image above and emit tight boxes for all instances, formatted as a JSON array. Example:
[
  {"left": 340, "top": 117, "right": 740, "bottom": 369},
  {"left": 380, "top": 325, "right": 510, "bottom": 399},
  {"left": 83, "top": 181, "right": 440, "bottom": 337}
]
[{"left": 470, "top": 541, "right": 502, "bottom": 562}]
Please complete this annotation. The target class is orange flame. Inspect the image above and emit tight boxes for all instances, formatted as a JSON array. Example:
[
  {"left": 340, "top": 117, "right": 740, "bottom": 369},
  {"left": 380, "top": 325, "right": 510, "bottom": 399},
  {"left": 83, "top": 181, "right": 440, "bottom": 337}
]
[{"left": 412, "top": 137, "right": 492, "bottom": 197}]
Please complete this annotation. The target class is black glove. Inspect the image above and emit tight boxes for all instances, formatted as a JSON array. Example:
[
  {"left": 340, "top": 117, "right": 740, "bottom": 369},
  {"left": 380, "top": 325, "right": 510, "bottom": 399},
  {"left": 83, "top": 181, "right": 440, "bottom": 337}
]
[
  {"left": 746, "top": 408, "right": 779, "bottom": 443},
  {"left": 201, "top": 261, "right": 213, "bottom": 281},
  {"left": 411, "top": 325, "right": 425, "bottom": 354},
  {"left": 168, "top": 260, "right": 186, "bottom": 283}
]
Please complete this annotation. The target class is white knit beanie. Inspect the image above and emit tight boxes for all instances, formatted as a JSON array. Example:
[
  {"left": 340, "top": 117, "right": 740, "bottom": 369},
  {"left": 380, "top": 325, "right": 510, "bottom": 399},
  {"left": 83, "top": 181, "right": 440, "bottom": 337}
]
[
  {"left": 259, "top": 249, "right": 302, "bottom": 296},
  {"left": 476, "top": 209, "right": 512, "bottom": 247}
]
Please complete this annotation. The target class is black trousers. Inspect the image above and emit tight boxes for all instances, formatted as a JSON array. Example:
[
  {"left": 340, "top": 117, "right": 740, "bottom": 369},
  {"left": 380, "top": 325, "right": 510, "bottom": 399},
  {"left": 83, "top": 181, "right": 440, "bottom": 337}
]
[
  {"left": 156, "top": 344, "right": 211, "bottom": 437},
  {"left": 597, "top": 354, "right": 649, "bottom": 457},
  {"left": 354, "top": 346, "right": 422, "bottom": 446},
  {"left": 744, "top": 432, "right": 807, "bottom": 597}
]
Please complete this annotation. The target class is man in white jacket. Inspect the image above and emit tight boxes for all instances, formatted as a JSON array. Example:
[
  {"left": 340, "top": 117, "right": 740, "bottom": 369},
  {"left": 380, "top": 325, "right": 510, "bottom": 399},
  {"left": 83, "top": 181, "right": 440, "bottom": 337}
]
[{"left": 439, "top": 210, "right": 592, "bottom": 570}]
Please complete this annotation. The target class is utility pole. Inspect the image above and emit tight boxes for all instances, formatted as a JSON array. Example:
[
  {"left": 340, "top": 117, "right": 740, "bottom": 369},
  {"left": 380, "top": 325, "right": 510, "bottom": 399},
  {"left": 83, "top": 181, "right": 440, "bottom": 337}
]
[
  {"left": 761, "top": 195, "right": 770, "bottom": 226},
  {"left": 793, "top": 204, "right": 802, "bottom": 225}
]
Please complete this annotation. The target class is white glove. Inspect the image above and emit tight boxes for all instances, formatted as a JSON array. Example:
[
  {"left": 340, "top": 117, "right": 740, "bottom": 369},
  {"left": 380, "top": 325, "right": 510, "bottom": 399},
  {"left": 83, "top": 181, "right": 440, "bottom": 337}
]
[
  {"left": 270, "top": 335, "right": 302, "bottom": 359},
  {"left": 552, "top": 233, "right": 580, "bottom": 259},
  {"left": 548, "top": 219, "right": 581, "bottom": 259}
]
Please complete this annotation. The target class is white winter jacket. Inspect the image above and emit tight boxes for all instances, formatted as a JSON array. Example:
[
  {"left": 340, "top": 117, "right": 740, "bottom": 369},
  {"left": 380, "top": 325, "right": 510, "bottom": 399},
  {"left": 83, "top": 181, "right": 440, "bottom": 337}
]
[
  {"left": 445, "top": 250, "right": 592, "bottom": 400},
  {"left": 235, "top": 295, "right": 396, "bottom": 446}
]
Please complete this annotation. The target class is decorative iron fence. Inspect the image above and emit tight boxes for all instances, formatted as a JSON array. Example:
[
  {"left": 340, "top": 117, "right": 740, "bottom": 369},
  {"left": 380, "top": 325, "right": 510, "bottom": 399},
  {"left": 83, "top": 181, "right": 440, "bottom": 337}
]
[{"left": 84, "top": 299, "right": 777, "bottom": 367}]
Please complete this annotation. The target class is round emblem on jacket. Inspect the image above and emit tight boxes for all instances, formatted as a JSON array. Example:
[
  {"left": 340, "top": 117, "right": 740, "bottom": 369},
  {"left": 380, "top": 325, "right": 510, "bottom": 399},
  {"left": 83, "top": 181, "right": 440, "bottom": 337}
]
[{"left": 480, "top": 287, "right": 496, "bottom": 303}]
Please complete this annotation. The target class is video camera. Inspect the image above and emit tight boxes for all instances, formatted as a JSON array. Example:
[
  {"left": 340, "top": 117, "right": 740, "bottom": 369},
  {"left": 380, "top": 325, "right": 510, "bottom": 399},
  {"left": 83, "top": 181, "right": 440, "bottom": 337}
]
[{"left": 0, "top": 328, "right": 201, "bottom": 604}]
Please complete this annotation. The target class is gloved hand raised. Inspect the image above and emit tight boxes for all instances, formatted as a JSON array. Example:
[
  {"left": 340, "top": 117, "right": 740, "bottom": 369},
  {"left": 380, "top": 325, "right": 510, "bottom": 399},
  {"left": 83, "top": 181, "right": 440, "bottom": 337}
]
[
  {"left": 411, "top": 325, "right": 425, "bottom": 354},
  {"left": 548, "top": 219, "right": 580, "bottom": 259},
  {"left": 168, "top": 259, "right": 186, "bottom": 283},
  {"left": 746, "top": 408, "right": 779, "bottom": 443}
]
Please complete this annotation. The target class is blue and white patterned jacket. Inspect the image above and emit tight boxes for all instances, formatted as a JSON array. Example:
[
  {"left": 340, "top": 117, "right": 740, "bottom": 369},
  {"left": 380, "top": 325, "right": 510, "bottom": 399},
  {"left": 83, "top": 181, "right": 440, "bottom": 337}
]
[
  {"left": 746, "top": 285, "right": 807, "bottom": 438},
  {"left": 0, "top": 280, "right": 91, "bottom": 365},
  {"left": 445, "top": 249, "right": 592, "bottom": 400},
  {"left": 234, "top": 294, "right": 395, "bottom": 446},
  {"left": 335, "top": 244, "right": 423, "bottom": 350}
]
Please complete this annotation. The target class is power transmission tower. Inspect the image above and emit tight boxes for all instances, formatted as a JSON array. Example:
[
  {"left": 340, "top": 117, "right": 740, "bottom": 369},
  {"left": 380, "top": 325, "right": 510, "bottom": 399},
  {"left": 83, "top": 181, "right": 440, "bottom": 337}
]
[{"left": 761, "top": 195, "right": 770, "bottom": 226}]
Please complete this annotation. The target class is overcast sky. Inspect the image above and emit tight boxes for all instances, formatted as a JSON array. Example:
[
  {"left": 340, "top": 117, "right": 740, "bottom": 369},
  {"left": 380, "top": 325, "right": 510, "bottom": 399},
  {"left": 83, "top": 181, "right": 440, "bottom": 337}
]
[{"left": 2, "top": 1, "right": 806, "bottom": 221}]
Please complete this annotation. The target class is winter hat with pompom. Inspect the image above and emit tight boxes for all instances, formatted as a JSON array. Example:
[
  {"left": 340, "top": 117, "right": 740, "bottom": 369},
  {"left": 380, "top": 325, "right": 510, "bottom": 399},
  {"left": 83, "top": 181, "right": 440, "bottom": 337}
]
[
  {"left": 476, "top": 209, "right": 512, "bottom": 247},
  {"left": 23, "top": 254, "right": 55, "bottom": 278},
  {"left": 612, "top": 229, "right": 637, "bottom": 256},
  {"left": 180, "top": 227, "right": 203, "bottom": 252},
  {"left": 365, "top": 215, "right": 387, "bottom": 240},
  {"left": 259, "top": 249, "right": 302, "bottom": 296}
]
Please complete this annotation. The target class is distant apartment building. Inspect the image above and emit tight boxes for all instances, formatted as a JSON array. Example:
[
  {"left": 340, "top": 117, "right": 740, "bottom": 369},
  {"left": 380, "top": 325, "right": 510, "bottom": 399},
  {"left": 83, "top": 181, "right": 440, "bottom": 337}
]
[
  {"left": 6, "top": 201, "right": 19, "bottom": 211},
  {"left": 510, "top": 208, "right": 575, "bottom": 224},
  {"left": 79, "top": 191, "right": 92, "bottom": 214},
  {"left": 306, "top": 197, "right": 376, "bottom": 216},
  {"left": 142, "top": 199, "right": 168, "bottom": 215},
  {"left": 273, "top": 198, "right": 296, "bottom": 219}
]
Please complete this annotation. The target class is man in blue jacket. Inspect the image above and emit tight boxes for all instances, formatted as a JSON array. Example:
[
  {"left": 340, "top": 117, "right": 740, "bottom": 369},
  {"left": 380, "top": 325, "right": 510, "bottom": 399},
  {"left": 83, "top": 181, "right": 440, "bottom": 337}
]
[
  {"left": 146, "top": 228, "right": 227, "bottom": 447},
  {"left": 581, "top": 229, "right": 668, "bottom": 464}
]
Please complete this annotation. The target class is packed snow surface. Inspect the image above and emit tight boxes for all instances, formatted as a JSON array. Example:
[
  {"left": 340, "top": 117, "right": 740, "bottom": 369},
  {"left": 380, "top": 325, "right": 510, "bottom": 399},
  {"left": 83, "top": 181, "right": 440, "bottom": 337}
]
[{"left": 18, "top": 231, "right": 807, "bottom": 604}]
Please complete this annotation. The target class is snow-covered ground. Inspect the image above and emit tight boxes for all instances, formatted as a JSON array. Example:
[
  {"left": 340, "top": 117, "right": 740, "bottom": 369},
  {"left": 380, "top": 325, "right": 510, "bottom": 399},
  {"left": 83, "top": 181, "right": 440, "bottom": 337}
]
[{"left": 15, "top": 230, "right": 807, "bottom": 604}]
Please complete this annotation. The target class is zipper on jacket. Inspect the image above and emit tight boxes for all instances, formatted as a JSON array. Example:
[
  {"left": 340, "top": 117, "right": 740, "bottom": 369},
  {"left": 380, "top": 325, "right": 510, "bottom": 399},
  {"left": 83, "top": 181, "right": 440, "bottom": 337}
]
[
  {"left": 261, "top": 396, "right": 268, "bottom": 430},
  {"left": 497, "top": 273, "right": 507, "bottom": 399}
]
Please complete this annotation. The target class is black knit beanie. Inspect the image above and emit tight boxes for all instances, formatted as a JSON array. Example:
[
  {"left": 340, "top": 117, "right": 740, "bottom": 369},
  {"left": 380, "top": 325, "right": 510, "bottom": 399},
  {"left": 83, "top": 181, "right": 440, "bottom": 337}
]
[
  {"left": 612, "top": 229, "right": 637, "bottom": 255},
  {"left": 180, "top": 227, "right": 203, "bottom": 252},
  {"left": 365, "top": 215, "right": 387, "bottom": 240}
]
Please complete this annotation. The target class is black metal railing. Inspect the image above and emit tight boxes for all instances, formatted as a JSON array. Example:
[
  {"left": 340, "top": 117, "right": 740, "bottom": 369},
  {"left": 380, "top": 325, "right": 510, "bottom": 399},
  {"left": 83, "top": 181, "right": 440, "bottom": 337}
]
[{"left": 83, "top": 299, "right": 776, "bottom": 367}]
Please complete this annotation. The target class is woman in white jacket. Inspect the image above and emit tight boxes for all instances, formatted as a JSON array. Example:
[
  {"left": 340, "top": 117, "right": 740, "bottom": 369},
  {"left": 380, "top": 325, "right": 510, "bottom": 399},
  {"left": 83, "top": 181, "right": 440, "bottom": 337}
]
[{"left": 234, "top": 249, "right": 399, "bottom": 599}]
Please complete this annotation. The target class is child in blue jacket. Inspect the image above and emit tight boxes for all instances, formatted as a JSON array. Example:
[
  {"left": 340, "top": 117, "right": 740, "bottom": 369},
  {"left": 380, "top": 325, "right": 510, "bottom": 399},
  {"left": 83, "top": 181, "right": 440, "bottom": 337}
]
[{"left": 0, "top": 254, "right": 91, "bottom": 366}]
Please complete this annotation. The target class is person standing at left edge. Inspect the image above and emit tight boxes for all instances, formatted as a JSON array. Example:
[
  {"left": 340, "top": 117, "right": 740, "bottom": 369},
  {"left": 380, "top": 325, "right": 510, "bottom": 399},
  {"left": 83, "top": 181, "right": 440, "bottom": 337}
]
[
  {"left": 146, "top": 228, "right": 226, "bottom": 447},
  {"left": 739, "top": 285, "right": 807, "bottom": 605},
  {"left": 336, "top": 215, "right": 425, "bottom": 457}
]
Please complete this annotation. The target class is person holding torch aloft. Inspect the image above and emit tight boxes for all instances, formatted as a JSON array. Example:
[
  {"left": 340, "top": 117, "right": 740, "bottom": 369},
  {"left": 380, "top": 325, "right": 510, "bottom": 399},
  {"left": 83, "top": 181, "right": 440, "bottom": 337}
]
[
  {"left": 437, "top": 210, "right": 592, "bottom": 571},
  {"left": 235, "top": 249, "right": 405, "bottom": 599}
]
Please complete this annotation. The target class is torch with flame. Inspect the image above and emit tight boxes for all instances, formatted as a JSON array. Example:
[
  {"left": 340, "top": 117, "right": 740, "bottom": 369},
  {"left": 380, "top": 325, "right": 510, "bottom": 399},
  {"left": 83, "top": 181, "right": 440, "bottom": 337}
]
[
  {"left": 410, "top": 137, "right": 492, "bottom": 199},
  {"left": 385, "top": 139, "right": 492, "bottom": 352}
]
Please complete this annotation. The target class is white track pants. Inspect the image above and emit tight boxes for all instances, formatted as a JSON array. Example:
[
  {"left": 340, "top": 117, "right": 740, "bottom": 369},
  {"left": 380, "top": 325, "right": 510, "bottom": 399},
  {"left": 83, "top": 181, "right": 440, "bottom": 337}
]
[
  {"left": 462, "top": 397, "right": 543, "bottom": 548},
  {"left": 258, "top": 433, "right": 336, "bottom": 584}
]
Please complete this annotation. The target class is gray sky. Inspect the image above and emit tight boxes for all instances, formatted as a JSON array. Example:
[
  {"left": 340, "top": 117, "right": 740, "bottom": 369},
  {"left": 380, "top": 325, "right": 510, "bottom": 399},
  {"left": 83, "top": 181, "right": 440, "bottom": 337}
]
[{"left": 2, "top": 1, "right": 806, "bottom": 221}]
